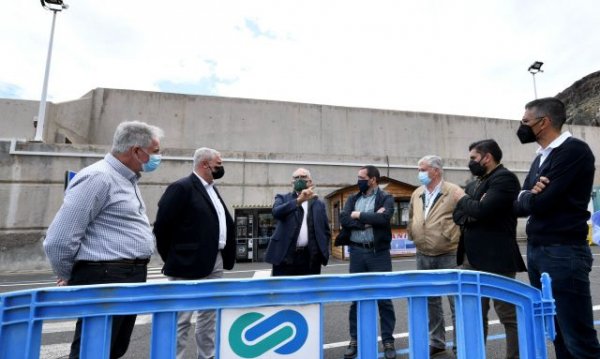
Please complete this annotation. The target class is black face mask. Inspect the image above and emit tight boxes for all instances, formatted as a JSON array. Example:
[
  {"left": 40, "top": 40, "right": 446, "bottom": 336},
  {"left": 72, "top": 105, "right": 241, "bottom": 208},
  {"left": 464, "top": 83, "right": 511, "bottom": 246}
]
[
  {"left": 517, "top": 118, "right": 544, "bottom": 144},
  {"left": 357, "top": 179, "right": 370, "bottom": 194},
  {"left": 516, "top": 124, "right": 537, "bottom": 144},
  {"left": 468, "top": 159, "right": 486, "bottom": 177},
  {"left": 211, "top": 166, "right": 225, "bottom": 179}
]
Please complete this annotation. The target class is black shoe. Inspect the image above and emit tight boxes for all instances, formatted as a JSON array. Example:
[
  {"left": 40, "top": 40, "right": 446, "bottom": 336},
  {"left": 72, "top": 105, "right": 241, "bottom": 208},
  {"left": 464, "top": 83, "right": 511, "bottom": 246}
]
[
  {"left": 430, "top": 345, "right": 446, "bottom": 357},
  {"left": 383, "top": 342, "right": 396, "bottom": 359},
  {"left": 344, "top": 340, "right": 357, "bottom": 359}
]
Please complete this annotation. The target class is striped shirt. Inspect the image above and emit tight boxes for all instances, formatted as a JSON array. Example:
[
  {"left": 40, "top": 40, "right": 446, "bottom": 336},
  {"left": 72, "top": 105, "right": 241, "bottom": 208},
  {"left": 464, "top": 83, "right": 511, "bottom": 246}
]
[{"left": 43, "top": 154, "right": 155, "bottom": 280}]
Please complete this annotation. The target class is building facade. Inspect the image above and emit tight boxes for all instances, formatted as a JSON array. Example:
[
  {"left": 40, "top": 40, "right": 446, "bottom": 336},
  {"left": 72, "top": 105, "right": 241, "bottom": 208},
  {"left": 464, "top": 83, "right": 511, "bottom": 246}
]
[{"left": 1, "top": 88, "right": 599, "bottom": 269}]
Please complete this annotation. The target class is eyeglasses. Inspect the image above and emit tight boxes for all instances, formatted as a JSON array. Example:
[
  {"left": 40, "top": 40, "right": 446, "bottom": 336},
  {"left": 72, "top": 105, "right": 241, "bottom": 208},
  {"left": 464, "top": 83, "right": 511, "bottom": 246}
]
[
  {"left": 293, "top": 175, "right": 309, "bottom": 180},
  {"left": 521, "top": 116, "right": 545, "bottom": 125}
]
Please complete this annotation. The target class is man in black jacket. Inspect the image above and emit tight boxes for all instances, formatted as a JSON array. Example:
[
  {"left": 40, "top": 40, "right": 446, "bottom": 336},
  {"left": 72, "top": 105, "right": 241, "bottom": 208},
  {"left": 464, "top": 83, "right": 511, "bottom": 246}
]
[
  {"left": 515, "top": 97, "right": 600, "bottom": 359},
  {"left": 453, "top": 139, "right": 526, "bottom": 359},
  {"left": 335, "top": 165, "right": 396, "bottom": 359},
  {"left": 154, "top": 147, "right": 236, "bottom": 359}
]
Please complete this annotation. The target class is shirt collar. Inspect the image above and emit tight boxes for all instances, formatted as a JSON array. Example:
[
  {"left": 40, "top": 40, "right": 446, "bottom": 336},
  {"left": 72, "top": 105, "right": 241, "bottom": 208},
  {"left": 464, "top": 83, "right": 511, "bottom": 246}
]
[
  {"left": 194, "top": 171, "right": 213, "bottom": 188},
  {"left": 478, "top": 163, "right": 502, "bottom": 180},
  {"left": 536, "top": 131, "right": 572, "bottom": 155},
  {"left": 105, "top": 153, "right": 139, "bottom": 181},
  {"left": 424, "top": 181, "right": 442, "bottom": 195},
  {"left": 361, "top": 187, "right": 378, "bottom": 197}
]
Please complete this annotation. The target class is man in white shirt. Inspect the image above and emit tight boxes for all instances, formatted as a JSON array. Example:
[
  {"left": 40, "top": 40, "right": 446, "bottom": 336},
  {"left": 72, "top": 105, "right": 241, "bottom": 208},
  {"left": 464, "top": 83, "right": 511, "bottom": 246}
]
[
  {"left": 154, "top": 147, "right": 236, "bottom": 359},
  {"left": 265, "top": 168, "right": 331, "bottom": 276}
]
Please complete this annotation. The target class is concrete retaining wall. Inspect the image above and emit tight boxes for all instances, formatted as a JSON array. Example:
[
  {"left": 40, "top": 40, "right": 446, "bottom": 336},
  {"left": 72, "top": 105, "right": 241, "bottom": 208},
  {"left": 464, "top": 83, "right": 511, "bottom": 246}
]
[
  {"left": 0, "top": 99, "right": 40, "bottom": 140},
  {"left": 1, "top": 88, "right": 599, "bottom": 271}
]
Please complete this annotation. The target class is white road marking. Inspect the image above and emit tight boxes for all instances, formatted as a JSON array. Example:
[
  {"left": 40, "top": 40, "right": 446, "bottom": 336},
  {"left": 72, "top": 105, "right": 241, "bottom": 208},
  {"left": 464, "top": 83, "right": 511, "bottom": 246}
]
[{"left": 252, "top": 270, "right": 272, "bottom": 278}]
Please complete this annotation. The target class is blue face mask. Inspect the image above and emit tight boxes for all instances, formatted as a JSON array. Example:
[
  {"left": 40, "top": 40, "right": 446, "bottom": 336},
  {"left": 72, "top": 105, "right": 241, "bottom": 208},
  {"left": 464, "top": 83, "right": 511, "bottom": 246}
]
[
  {"left": 142, "top": 153, "right": 162, "bottom": 172},
  {"left": 418, "top": 171, "right": 431, "bottom": 186}
]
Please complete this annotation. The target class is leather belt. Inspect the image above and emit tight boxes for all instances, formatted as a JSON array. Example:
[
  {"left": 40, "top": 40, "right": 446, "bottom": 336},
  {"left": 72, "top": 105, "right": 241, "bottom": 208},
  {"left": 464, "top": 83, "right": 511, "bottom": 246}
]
[
  {"left": 349, "top": 241, "right": 375, "bottom": 249},
  {"left": 77, "top": 258, "right": 150, "bottom": 267}
]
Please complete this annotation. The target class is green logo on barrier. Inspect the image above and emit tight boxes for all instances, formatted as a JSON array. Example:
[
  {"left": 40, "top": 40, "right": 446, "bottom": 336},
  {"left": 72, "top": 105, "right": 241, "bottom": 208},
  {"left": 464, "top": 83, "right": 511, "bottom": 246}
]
[{"left": 229, "top": 310, "right": 308, "bottom": 358}]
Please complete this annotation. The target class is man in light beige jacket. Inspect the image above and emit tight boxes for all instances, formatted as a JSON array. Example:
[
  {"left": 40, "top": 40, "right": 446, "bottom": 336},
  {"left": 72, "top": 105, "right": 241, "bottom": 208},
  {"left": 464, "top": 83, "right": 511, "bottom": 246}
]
[{"left": 407, "top": 155, "right": 461, "bottom": 358}]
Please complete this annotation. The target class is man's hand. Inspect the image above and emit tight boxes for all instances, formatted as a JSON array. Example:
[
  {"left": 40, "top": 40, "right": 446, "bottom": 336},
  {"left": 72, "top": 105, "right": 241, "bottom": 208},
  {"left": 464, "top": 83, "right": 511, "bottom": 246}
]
[
  {"left": 376, "top": 207, "right": 386, "bottom": 214},
  {"left": 453, "top": 187, "right": 466, "bottom": 202},
  {"left": 56, "top": 278, "right": 68, "bottom": 286},
  {"left": 351, "top": 211, "right": 361, "bottom": 219},
  {"left": 297, "top": 186, "right": 317, "bottom": 204},
  {"left": 531, "top": 176, "right": 550, "bottom": 194}
]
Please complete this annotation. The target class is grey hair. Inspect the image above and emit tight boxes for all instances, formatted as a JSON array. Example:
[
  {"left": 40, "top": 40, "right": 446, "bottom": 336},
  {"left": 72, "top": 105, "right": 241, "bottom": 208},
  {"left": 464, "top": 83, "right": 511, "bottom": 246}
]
[
  {"left": 111, "top": 121, "right": 164, "bottom": 154},
  {"left": 418, "top": 155, "right": 444, "bottom": 173},
  {"left": 293, "top": 167, "right": 312, "bottom": 179},
  {"left": 193, "top": 147, "right": 220, "bottom": 169}
]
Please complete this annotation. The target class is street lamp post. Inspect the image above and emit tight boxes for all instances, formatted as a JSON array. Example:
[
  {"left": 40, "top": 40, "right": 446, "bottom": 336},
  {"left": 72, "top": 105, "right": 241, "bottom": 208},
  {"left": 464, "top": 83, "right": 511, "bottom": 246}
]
[
  {"left": 33, "top": 0, "right": 68, "bottom": 142},
  {"left": 527, "top": 61, "right": 544, "bottom": 99}
]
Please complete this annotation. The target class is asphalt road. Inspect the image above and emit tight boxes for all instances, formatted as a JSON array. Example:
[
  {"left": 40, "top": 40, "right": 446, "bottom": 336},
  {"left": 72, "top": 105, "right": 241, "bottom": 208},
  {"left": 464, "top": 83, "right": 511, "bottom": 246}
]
[{"left": 2, "top": 245, "right": 600, "bottom": 359}]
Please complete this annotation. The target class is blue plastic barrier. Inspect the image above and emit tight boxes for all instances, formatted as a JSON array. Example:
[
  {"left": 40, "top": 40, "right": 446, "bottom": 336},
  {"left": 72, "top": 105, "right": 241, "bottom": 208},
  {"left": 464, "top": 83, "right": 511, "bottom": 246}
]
[{"left": 0, "top": 270, "right": 555, "bottom": 358}]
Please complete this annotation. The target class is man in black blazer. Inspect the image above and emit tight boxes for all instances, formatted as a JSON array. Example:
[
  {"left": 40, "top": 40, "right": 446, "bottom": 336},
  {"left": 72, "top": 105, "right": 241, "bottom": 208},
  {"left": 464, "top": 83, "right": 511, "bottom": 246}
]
[
  {"left": 453, "top": 139, "right": 526, "bottom": 359},
  {"left": 515, "top": 97, "right": 600, "bottom": 359},
  {"left": 154, "top": 147, "right": 236, "bottom": 359},
  {"left": 265, "top": 167, "right": 330, "bottom": 276}
]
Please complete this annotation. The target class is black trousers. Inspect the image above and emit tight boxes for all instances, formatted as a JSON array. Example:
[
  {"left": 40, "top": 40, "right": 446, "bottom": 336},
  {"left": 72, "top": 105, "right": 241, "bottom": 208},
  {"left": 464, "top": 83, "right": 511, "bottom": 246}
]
[
  {"left": 68, "top": 261, "right": 147, "bottom": 359},
  {"left": 272, "top": 247, "right": 322, "bottom": 276}
]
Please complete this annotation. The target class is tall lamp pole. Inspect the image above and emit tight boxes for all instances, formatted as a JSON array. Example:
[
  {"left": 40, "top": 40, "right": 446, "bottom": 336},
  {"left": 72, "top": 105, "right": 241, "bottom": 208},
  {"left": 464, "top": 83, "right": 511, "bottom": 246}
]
[
  {"left": 527, "top": 61, "right": 544, "bottom": 99},
  {"left": 34, "top": 0, "right": 68, "bottom": 142}
]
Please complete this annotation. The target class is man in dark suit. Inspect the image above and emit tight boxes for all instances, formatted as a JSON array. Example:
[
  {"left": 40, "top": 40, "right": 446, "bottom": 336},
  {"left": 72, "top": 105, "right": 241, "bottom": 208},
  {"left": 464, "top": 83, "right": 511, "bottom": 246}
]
[
  {"left": 154, "top": 147, "right": 236, "bottom": 359},
  {"left": 453, "top": 139, "right": 526, "bottom": 359},
  {"left": 515, "top": 97, "right": 600, "bottom": 358},
  {"left": 265, "top": 167, "right": 330, "bottom": 276}
]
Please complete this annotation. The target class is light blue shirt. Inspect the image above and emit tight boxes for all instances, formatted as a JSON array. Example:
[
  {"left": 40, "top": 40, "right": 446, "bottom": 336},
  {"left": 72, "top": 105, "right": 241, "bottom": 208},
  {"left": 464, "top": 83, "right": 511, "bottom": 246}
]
[
  {"left": 44, "top": 154, "right": 155, "bottom": 280},
  {"left": 350, "top": 189, "right": 377, "bottom": 244}
]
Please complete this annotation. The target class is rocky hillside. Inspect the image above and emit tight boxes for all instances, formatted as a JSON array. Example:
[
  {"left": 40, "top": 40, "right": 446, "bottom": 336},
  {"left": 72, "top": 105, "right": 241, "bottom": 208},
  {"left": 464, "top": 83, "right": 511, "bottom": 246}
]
[{"left": 556, "top": 70, "right": 600, "bottom": 126}]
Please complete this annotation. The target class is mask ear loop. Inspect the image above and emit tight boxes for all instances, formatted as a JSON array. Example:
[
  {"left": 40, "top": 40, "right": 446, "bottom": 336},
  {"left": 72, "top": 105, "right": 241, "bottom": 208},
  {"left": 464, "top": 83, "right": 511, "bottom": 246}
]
[
  {"left": 534, "top": 117, "right": 546, "bottom": 138},
  {"left": 527, "top": 116, "right": 546, "bottom": 139}
]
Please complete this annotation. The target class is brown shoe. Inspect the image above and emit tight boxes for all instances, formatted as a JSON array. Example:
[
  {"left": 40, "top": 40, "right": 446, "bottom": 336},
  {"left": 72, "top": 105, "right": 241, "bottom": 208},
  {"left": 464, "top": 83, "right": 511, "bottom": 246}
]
[{"left": 430, "top": 346, "right": 446, "bottom": 357}]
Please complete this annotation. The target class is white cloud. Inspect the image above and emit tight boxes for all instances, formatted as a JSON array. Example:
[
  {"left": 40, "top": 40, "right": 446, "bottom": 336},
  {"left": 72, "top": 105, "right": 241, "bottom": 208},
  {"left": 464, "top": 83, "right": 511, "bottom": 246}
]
[{"left": 1, "top": 0, "right": 599, "bottom": 120}]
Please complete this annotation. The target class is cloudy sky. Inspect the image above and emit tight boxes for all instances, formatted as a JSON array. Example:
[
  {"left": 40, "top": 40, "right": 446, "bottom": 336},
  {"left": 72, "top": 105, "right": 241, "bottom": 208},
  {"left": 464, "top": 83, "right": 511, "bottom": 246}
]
[{"left": 1, "top": 1, "right": 599, "bottom": 120}]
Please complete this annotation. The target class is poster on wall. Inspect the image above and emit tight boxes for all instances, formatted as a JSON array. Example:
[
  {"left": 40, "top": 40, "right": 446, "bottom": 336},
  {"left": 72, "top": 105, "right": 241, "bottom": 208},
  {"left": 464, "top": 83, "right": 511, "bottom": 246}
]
[
  {"left": 343, "top": 232, "right": 416, "bottom": 258},
  {"left": 390, "top": 232, "right": 416, "bottom": 255}
]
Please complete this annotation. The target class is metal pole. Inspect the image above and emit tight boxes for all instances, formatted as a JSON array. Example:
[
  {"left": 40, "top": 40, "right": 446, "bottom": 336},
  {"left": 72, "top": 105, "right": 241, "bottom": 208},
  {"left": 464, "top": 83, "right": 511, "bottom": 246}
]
[
  {"left": 34, "top": 9, "right": 58, "bottom": 142},
  {"left": 531, "top": 72, "right": 538, "bottom": 99}
]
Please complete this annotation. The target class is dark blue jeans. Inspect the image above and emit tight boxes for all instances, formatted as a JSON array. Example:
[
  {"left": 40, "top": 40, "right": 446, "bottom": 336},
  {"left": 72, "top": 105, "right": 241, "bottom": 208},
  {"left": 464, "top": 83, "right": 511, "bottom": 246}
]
[
  {"left": 527, "top": 243, "right": 600, "bottom": 359},
  {"left": 348, "top": 246, "right": 396, "bottom": 343}
]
